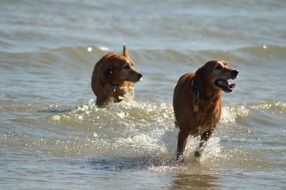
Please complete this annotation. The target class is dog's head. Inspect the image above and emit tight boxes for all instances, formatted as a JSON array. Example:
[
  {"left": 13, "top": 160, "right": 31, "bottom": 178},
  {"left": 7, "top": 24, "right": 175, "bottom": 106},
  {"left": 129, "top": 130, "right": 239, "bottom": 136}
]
[
  {"left": 104, "top": 45, "right": 142, "bottom": 85},
  {"left": 197, "top": 60, "right": 239, "bottom": 93}
]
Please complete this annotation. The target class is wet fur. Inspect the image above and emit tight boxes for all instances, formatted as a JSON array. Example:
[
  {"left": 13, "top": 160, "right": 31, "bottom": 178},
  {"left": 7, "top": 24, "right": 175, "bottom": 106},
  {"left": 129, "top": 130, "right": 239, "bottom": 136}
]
[
  {"left": 91, "top": 46, "right": 142, "bottom": 107},
  {"left": 173, "top": 60, "right": 238, "bottom": 161}
]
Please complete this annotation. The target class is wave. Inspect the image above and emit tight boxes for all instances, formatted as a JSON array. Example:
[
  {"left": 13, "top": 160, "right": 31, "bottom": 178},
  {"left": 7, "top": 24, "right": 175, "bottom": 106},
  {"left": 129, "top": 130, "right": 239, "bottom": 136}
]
[
  {"left": 2, "top": 100, "right": 285, "bottom": 155},
  {"left": 1, "top": 44, "right": 285, "bottom": 71},
  {"left": 1, "top": 99, "right": 284, "bottom": 173},
  {"left": 0, "top": 45, "right": 108, "bottom": 67},
  {"left": 236, "top": 44, "right": 286, "bottom": 58}
]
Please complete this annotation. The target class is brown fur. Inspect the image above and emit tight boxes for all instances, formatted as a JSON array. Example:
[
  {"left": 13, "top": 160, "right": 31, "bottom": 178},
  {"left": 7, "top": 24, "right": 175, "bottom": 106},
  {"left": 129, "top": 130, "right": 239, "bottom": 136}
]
[
  {"left": 91, "top": 45, "right": 142, "bottom": 107},
  {"left": 173, "top": 60, "right": 238, "bottom": 161}
]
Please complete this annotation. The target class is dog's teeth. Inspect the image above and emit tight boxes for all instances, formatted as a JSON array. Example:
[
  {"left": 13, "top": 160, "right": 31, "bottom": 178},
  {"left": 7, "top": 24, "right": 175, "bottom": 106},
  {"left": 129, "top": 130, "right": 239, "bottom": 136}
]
[{"left": 229, "top": 83, "right": 236, "bottom": 88}]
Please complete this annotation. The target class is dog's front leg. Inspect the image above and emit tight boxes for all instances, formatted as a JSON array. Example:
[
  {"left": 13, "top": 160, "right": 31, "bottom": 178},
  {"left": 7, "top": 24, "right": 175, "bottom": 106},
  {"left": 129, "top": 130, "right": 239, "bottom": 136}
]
[
  {"left": 194, "top": 129, "right": 214, "bottom": 157},
  {"left": 176, "top": 129, "right": 190, "bottom": 161}
]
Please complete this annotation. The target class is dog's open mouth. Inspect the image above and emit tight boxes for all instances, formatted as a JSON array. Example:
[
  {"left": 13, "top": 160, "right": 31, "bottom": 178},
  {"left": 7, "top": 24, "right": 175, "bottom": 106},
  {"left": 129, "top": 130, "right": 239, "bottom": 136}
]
[{"left": 214, "top": 79, "right": 236, "bottom": 93}]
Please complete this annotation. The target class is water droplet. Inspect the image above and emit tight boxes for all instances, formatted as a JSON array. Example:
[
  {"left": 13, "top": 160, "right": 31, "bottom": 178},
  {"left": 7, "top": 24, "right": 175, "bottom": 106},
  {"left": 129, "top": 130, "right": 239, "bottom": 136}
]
[
  {"left": 87, "top": 46, "right": 93, "bottom": 52},
  {"left": 262, "top": 44, "right": 268, "bottom": 49}
]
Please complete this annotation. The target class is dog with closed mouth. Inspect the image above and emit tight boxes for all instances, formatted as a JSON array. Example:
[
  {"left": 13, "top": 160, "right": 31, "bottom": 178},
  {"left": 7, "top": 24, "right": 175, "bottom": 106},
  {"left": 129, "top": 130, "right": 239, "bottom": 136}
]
[
  {"left": 91, "top": 45, "right": 142, "bottom": 107},
  {"left": 173, "top": 60, "right": 238, "bottom": 161}
]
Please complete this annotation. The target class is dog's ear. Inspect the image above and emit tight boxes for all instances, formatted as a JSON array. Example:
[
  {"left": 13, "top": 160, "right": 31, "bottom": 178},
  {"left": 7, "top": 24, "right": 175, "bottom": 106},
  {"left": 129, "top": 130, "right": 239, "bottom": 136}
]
[
  {"left": 196, "top": 64, "right": 208, "bottom": 84},
  {"left": 123, "top": 45, "right": 129, "bottom": 57},
  {"left": 196, "top": 66, "right": 206, "bottom": 76},
  {"left": 104, "top": 64, "right": 113, "bottom": 81}
]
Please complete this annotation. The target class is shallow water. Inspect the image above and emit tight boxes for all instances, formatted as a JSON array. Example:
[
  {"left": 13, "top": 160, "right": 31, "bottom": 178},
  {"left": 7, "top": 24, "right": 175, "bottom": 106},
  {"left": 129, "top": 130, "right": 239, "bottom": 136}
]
[{"left": 1, "top": 0, "right": 286, "bottom": 189}]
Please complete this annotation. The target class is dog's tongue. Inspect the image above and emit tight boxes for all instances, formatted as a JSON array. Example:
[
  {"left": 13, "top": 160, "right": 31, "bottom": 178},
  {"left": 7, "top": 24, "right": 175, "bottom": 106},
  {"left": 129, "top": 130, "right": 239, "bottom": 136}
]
[
  {"left": 229, "top": 83, "right": 236, "bottom": 90},
  {"left": 218, "top": 80, "right": 236, "bottom": 90}
]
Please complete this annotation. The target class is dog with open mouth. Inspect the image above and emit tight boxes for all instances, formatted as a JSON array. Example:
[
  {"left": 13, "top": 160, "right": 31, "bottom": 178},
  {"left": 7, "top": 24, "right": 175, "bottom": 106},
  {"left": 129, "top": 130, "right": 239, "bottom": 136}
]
[
  {"left": 91, "top": 45, "right": 142, "bottom": 107},
  {"left": 173, "top": 60, "right": 238, "bottom": 161}
]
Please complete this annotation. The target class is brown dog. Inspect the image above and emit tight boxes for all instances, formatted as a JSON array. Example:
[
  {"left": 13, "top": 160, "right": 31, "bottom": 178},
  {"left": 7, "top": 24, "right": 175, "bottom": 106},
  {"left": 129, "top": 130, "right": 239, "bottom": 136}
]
[
  {"left": 91, "top": 45, "right": 142, "bottom": 107},
  {"left": 173, "top": 60, "right": 238, "bottom": 161}
]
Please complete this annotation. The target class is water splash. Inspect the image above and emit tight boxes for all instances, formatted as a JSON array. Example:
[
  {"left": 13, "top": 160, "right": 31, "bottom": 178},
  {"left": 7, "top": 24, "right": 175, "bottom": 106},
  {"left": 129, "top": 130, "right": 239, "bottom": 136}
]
[{"left": 2, "top": 100, "right": 278, "bottom": 173}]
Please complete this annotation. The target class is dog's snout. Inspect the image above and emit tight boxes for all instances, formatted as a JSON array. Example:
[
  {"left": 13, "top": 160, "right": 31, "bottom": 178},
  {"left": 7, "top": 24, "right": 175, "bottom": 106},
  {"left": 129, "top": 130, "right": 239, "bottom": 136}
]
[
  {"left": 231, "top": 70, "right": 239, "bottom": 79},
  {"left": 130, "top": 72, "right": 142, "bottom": 82},
  {"left": 232, "top": 70, "right": 239, "bottom": 76},
  {"left": 138, "top": 73, "right": 143, "bottom": 79}
]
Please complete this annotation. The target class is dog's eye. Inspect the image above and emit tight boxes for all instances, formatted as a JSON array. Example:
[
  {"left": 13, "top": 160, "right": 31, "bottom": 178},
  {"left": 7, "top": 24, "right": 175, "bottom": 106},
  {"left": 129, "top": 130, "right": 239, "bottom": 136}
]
[
  {"left": 215, "top": 65, "right": 223, "bottom": 70},
  {"left": 124, "top": 65, "right": 130, "bottom": 69}
]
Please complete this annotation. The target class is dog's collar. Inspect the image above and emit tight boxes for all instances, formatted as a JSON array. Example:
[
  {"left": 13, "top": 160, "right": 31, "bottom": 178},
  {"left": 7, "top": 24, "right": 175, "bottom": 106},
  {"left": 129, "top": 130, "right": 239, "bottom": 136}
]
[{"left": 191, "top": 80, "right": 215, "bottom": 101}]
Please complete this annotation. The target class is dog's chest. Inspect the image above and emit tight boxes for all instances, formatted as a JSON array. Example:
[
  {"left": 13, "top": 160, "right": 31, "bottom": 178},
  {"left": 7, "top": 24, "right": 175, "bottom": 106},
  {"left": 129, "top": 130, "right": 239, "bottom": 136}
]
[
  {"left": 114, "top": 86, "right": 135, "bottom": 101},
  {"left": 192, "top": 103, "right": 221, "bottom": 134}
]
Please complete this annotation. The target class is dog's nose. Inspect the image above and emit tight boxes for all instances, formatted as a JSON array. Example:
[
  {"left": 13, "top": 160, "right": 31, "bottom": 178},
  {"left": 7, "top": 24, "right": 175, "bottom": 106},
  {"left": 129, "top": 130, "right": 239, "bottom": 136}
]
[
  {"left": 232, "top": 70, "right": 239, "bottom": 76},
  {"left": 138, "top": 73, "right": 143, "bottom": 79}
]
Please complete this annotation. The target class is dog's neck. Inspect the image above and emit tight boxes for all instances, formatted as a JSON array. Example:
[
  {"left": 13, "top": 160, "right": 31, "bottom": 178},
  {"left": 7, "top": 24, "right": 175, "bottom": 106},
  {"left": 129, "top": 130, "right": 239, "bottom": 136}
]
[
  {"left": 192, "top": 75, "right": 221, "bottom": 101},
  {"left": 106, "top": 81, "right": 124, "bottom": 103}
]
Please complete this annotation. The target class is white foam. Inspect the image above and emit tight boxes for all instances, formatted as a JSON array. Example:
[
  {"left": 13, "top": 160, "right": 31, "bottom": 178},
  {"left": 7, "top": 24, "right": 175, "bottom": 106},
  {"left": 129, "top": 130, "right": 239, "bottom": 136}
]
[
  {"left": 221, "top": 105, "right": 249, "bottom": 123},
  {"left": 98, "top": 46, "right": 109, "bottom": 51},
  {"left": 51, "top": 115, "right": 61, "bottom": 121},
  {"left": 116, "top": 111, "right": 129, "bottom": 119},
  {"left": 48, "top": 100, "right": 223, "bottom": 163},
  {"left": 149, "top": 132, "right": 222, "bottom": 173},
  {"left": 159, "top": 127, "right": 179, "bottom": 158},
  {"left": 88, "top": 98, "right": 95, "bottom": 106}
]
